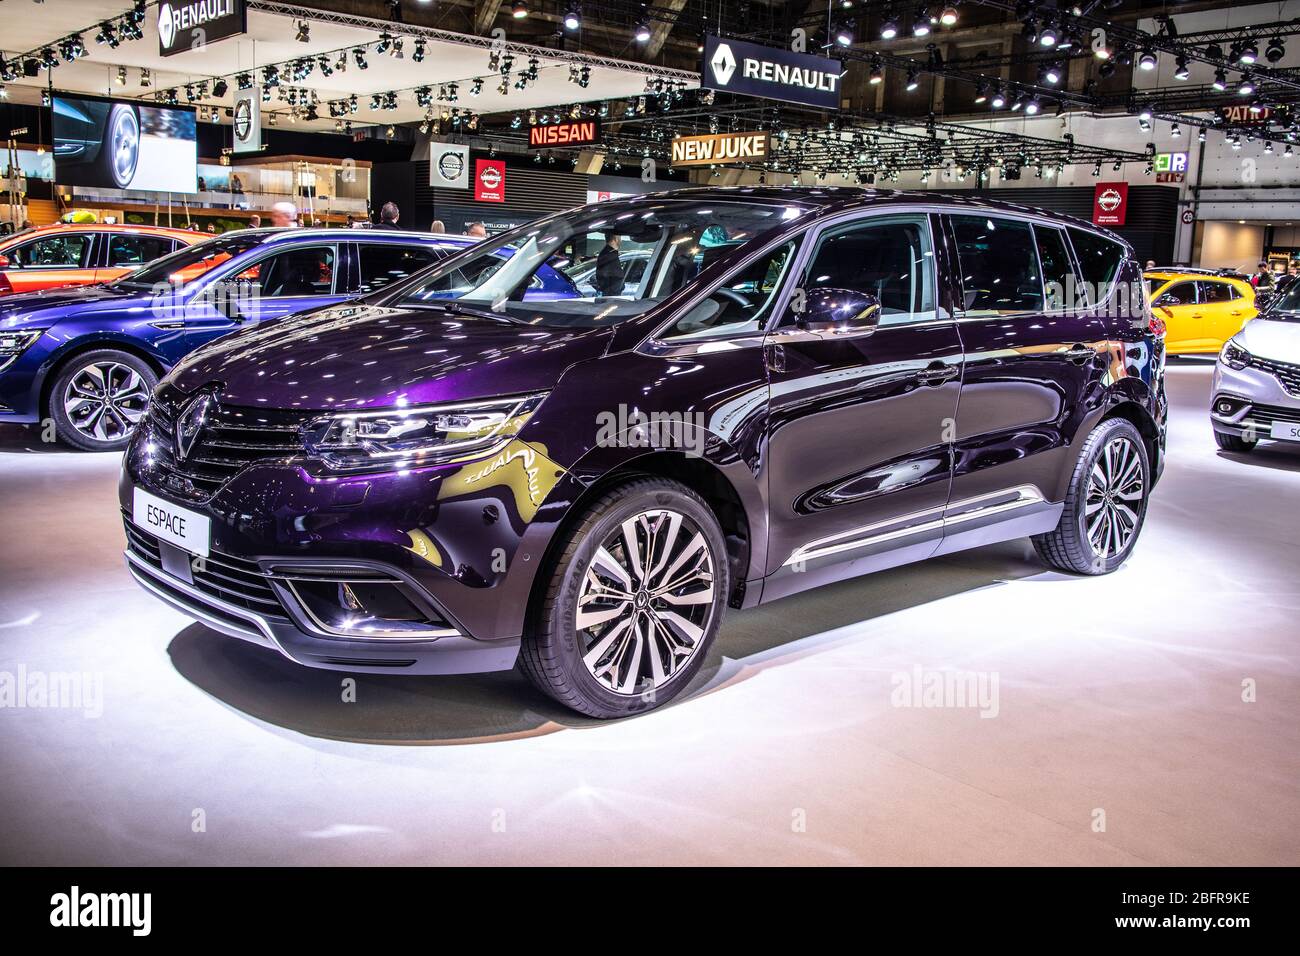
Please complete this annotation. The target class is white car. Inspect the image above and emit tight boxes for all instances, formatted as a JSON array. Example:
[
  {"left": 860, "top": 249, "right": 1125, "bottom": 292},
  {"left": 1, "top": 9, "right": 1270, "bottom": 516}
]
[{"left": 1211, "top": 293, "right": 1300, "bottom": 452}]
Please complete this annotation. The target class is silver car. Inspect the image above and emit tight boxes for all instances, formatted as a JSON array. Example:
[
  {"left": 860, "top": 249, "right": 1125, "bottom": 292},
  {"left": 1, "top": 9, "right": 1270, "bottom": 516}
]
[{"left": 1211, "top": 289, "right": 1300, "bottom": 452}]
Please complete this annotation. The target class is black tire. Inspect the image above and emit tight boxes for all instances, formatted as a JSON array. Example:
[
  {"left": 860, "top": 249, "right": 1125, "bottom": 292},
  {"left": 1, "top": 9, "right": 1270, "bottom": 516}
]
[
  {"left": 519, "top": 476, "right": 729, "bottom": 718},
  {"left": 1214, "top": 429, "right": 1256, "bottom": 453},
  {"left": 1033, "top": 418, "right": 1151, "bottom": 575},
  {"left": 48, "top": 349, "right": 157, "bottom": 452}
]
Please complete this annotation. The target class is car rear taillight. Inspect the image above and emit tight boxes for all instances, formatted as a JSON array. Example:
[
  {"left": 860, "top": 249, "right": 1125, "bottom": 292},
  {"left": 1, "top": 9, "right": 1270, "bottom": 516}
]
[{"left": 0, "top": 272, "right": 12, "bottom": 296}]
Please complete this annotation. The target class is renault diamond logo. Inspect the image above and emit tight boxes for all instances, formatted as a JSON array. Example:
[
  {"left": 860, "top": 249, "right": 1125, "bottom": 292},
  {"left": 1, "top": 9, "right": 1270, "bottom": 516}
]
[
  {"left": 175, "top": 393, "right": 214, "bottom": 461},
  {"left": 710, "top": 43, "right": 736, "bottom": 85},
  {"left": 158, "top": 2, "right": 177, "bottom": 50}
]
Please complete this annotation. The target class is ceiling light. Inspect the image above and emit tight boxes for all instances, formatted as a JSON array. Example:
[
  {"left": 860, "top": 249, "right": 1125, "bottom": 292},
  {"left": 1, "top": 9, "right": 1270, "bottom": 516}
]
[
  {"left": 1239, "top": 74, "right": 1255, "bottom": 96},
  {"left": 834, "top": 22, "right": 854, "bottom": 46},
  {"left": 868, "top": 59, "right": 883, "bottom": 84},
  {"left": 880, "top": 16, "right": 898, "bottom": 40},
  {"left": 1137, "top": 47, "right": 1157, "bottom": 71},
  {"left": 564, "top": 4, "right": 581, "bottom": 30},
  {"left": 1024, "top": 96, "right": 1040, "bottom": 115},
  {"left": 905, "top": 67, "right": 919, "bottom": 91},
  {"left": 295, "top": 20, "right": 309, "bottom": 42},
  {"left": 1039, "top": 25, "right": 1058, "bottom": 47},
  {"left": 990, "top": 87, "right": 1006, "bottom": 108},
  {"left": 912, "top": 9, "right": 930, "bottom": 37},
  {"left": 634, "top": 21, "right": 651, "bottom": 42},
  {"left": 1212, "top": 69, "right": 1227, "bottom": 91},
  {"left": 211, "top": 78, "right": 228, "bottom": 97},
  {"left": 1266, "top": 36, "right": 1286, "bottom": 63},
  {"left": 1174, "top": 56, "right": 1189, "bottom": 80},
  {"left": 1239, "top": 42, "right": 1257, "bottom": 65},
  {"left": 940, "top": 5, "right": 958, "bottom": 26},
  {"left": 1042, "top": 62, "right": 1061, "bottom": 84},
  {"left": 1170, "top": 123, "right": 1180, "bottom": 138},
  {"left": 512, "top": 1, "right": 529, "bottom": 18}
]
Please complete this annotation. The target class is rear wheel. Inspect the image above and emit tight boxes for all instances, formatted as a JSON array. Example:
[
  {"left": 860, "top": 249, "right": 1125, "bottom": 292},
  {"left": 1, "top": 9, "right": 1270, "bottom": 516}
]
[
  {"left": 1214, "top": 430, "right": 1256, "bottom": 453},
  {"left": 1033, "top": 418, "right": 1150, "bottom": 575},
  {"left": 519, "top": 477, "right": 728, "bottom": 718},
  {"left": 48, "top": 349, "right": 157, "bottom": 452}
]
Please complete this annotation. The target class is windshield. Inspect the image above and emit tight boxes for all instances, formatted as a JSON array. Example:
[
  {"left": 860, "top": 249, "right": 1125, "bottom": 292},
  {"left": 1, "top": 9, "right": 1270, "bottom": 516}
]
[
  {"left": 113, "top": 233, "right": 264, "bottom": 289},
  {"left": 1262, "top": 279, "right": 1300, "bottom": 320},
  {"left": 397, "top": 197, "right": 810, "bottom": 327}
]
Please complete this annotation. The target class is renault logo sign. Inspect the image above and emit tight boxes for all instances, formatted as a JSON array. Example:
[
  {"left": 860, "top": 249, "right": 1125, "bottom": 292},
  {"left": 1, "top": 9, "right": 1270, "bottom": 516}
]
[
  {"left": 157, "top": 0, "right": 247, "bottom": 57},
  {"left": 710, "top": 44, "right": 737, "bottom": 85},
  {"left": 701, "top": 35, "right": 843, "bottom": 109}
]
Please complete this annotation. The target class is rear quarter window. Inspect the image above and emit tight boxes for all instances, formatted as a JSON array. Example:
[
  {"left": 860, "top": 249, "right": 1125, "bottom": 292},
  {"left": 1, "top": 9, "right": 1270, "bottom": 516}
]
[{"left": 1067, "top": 228, "right": 1125, "bottom": 299}]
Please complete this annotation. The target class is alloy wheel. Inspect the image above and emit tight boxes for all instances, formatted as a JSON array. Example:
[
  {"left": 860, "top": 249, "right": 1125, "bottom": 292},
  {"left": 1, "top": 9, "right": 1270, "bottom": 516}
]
[
  {"left": 1084, "top": 435, "right": 1145, "bottom": 560},
  {"left": 110, "top": 109, "right": 140, "bottom": 187},
  {"left": 62, "top": 361, "right": 150, "bottom": 444},
  {"left": 576, "top": 508, "right": 717, "bottom": 696}
]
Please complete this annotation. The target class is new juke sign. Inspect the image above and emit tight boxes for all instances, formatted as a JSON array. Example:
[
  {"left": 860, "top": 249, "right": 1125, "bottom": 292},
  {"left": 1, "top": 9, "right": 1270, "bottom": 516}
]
[
  {"left": 671, "top": 131, "right": 771, "bottom": 167},
  {"left": 701, "top": 35, "right": 844, "bottom": 109}
]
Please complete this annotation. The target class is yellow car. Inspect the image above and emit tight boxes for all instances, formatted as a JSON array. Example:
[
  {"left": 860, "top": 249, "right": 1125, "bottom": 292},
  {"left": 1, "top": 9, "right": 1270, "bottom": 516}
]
[{"left": 1145, "top": 270, "right": 1257, "bottom": 355}]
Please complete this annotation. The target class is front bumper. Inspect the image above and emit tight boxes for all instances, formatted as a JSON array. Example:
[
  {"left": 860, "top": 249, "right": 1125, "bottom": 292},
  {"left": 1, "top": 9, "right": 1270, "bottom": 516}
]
[{"left": 1210, "top": 361, "right": 1300, "bottom": 440}]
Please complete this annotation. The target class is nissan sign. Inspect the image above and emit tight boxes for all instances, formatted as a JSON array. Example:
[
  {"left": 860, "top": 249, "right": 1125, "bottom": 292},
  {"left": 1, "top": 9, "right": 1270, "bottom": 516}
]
[
  {"left": 158, "top": 0, "right": 247, "bottom": 57},
  {"left": 528, "top": 118, "right": 602, "bottom": 149},
  {"left": 702, "top": 35, "right": 844, "bottom": 109},
  {"left": 1093, "top": 182, "right": 1129, "bottom": 226}
]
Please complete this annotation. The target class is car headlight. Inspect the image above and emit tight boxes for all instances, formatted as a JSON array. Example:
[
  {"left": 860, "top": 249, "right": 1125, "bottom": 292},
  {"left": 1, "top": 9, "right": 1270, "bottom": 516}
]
[
  {"left": 303, "top": 392, "right": 547, "bottom": 471},
  {"left": 1220, "top": 339, "right": 1251, "bottom": 371},
  {"left": 0, "top": 329, "right": 45, "bottom": 373}
]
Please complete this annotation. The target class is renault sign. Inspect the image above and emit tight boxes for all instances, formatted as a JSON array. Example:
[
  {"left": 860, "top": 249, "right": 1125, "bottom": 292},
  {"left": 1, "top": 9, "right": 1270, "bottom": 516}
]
[
  {"left": 158, "top": 0, "right": 247, "bottom": 56},
  {"left": 702, "top": 35, "right": 844, "bottom": 109}
]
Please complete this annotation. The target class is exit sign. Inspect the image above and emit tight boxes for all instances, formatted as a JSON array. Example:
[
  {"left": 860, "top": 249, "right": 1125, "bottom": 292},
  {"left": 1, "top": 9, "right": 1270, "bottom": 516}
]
[{"left": 1155, "top": 152, "right": 1188, "bottom": 174}]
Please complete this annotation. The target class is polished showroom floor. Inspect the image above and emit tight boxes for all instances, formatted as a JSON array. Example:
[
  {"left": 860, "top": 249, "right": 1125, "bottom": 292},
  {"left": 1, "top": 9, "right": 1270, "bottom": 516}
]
[{"left": 1, "top": 362, "right": 1297, "bottom": 865}]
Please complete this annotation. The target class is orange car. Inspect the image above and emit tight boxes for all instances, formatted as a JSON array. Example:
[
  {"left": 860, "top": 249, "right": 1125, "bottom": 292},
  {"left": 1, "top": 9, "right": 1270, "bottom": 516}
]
[{"left": 0, "top": 223, "right": 201, "bottom": 296}]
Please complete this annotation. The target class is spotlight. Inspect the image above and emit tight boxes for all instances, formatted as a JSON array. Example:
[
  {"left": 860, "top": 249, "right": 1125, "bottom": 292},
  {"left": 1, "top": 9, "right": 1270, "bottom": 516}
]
[
  {"left": 1024, "top": 96, "right": 1040, "bottom": 115},
  {"left": 1286, "top": 143, "right": 1294, "bottom": 157},
  {"left": 114, "top": 66, "right": 127, "bottom": 86},
  {"left": 1170, "top": 123, "right": 1180, "bottom": 138},
  {"left": 940, "top": 5, "right": 958, "bottom": 26},
  {"left": 512, "top": 1, "right": 529, "bottom": 18},
  {"left": 1174, "top": 56, "right": 1189, "bottom": 80},
  {"left": 834, "top": 22, "right": 854, "bottom": 47},
  {"left": 905, "top": 67, "right": 919, "bottom": 91},
  {"left": 634, "top": 21, "right": 651, "bottom": 42},
  {"left": 869, "top": 60, "right": 883, "bottom": 84},
  {"left": 1239, "top": 42, "right": 1258, "bottom": 65},
  {"left": 413, "top": 38, "right": 426, "bottom": 62},
  {"left": 296, "top": 20, "right": 309, "bottom": 42},
  {"left": 1212, "top": 69, "right": 1227, "bottom": 91},
  {"left": 990, "top": 87, "right": 1006, "bottom": 109},
  {"left": 1039, "top": 25, "right": 1058, "bottom": 47},
  {"left": 564, "top": 4, "right": 581, "bottom": 30},
  {"left": 1197, "top": 128, "right": 1206, "bottom": 143},
  {"left": 974, "top": 79, "right": 987, "bottom": 103},
  {"left": 375, "top": 33, "right": 391, "bottom": 55},
  {"left": 912, "top": 9, "right": 930, "bottom": 37},
  {"left": 354, "top": 47, "right": 368, "bottom": 69},
  {"left": 1137, "top": 46, "right": 1157, "bottom": 71},
  {"left": 211, "top": 78, "right": 228, "bottom": 97},
  {"left": 1042, "top": 62, "right": 1061, "bottom": 85},
  {"left": 880, "top": 16, "right": 899, "bottom": 40},
  {"left": 1266, "top": 36, "right": 1286, "bottom": 63},
  {"left": 471, "top": 76, "right": 484, "bottom": 95},
  {"left": 1239, "top": 74, "right": 1255, "bottom": 96}
]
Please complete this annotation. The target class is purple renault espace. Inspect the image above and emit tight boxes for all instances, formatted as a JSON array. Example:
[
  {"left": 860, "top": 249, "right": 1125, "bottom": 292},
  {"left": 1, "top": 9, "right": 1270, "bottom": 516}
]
[{"left": 121, "top": 188, "right": 1167, "bottom": 718}]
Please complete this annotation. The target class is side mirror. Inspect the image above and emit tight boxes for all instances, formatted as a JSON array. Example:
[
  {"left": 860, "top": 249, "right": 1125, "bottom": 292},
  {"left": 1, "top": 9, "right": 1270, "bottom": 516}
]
[
  {"left": 1154, "top": 294, "right": 1180, "bottom": 308},
  {"left": 797, "top": 287, "right": 881, "bottom": 335}
]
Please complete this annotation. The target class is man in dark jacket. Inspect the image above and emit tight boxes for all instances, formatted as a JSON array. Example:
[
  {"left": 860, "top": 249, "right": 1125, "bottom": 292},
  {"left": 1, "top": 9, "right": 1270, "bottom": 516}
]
[
  {"left": 594, "top": 231, "right": 624, "bottom": 297},
  {"left": 376, "top": 202, "right": 403, "bottom": 230}
]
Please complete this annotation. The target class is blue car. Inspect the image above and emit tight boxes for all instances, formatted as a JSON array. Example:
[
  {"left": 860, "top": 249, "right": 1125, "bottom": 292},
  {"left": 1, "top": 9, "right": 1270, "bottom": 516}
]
[{"left": 0, "top": 229, "right": 505, "bottom": 450}]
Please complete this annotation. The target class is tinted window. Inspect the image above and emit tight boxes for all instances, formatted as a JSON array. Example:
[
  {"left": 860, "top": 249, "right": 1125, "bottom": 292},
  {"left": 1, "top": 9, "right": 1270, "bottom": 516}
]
[
  {"left": 1199, "top": 281, "right": 1236, "bottom": 303},
  {"left": 950, "top": 215, "right": 1043, "bottom": 314},
  {"left": 108, "top": 234, "right": 176, "bottom": 268},
  {"left": 357, "top": 244, "right": 437, "bottom": 294},
  {"left": 9, "top": 234, "right": 92, "bottom": 269},
  {"left": 114, "top": 233, "right": 264, "bottom": 288},
  {"left": 662, "top": 239, "right": 798, "bottom": 340},
  {"left": 1157, "top": 282, "right": 1197, "bottom": 306},
  {"left": 1068, "top": 227, "right": 1125, "bottom": 293},
  {"left": 1034, "top": 226, "right": 1074, "bottom": 310},
  {"left": 235, "top": 245, "right": 335, "bottom": 297},
  {"left": 801, "top": 216, "right": 938, "bottom": 324}
]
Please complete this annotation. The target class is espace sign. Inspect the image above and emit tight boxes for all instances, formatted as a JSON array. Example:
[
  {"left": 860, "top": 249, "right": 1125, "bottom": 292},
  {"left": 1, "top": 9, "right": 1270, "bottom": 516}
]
[
  {"left": 701, "top": 35, "right": 843, "bottom": 109},
  {"left": 1093, "top": 182, "right": 1129, "bottom": 227},
  {"left": 475, "top": 159, "right": 506, "bottom": 203},
  {"left": 157, "top": 0, "right": 247, "bottom": 56}
]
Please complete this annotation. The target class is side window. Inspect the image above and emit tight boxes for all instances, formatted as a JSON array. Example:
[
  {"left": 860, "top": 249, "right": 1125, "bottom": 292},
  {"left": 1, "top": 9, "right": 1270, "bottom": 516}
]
[
  {"left": 661, "top": 239, "right": 799, "bottom": 341},
  {"left": 236, "top": 245, "right": 335, "bottom": 297},
  {"left": 1157, "top": 282, "right": 1197, "bottom": 306},
  {"left": 1199, "top": 281, "right": 1234, "bottom": 303},
  {"left": 8, "top": 234, "right": 92, "bottom": 269},
  {"left": 108, "top": 234, "right": 175, "bottom": 268},
  {"left": 357, "top": 244, "right": 437, "bottom": 293},
  {"left": 1067, "top": 227, "right": 1125, "bottom": 300},
  {"left": 950, "top": 215, "right": 1043, "bottom": 314},
  {"left": 1034, "top": 225, "right": 1074, "bottom": 310}
]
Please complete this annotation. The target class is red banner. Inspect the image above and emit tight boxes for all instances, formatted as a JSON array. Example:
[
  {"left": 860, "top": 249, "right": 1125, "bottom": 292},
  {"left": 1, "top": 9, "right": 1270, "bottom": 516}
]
[
  {"left": 1093, "top": 181, "right": 1129, "bottom": 226},
  {"left": 475, "top": 159, "right": 506, "bottom": 203}
]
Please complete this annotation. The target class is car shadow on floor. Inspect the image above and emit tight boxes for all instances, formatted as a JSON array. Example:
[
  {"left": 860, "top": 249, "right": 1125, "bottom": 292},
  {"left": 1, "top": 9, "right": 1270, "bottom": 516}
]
[
  {"left": 0, "top": 423, "right": 81, "bottom": 454},
  {"left": 167, "top": 539, "right": 1049, "bottom": 746},
  {"left": 1215, "top": 445, "right": 1300, "bottom": 472}
]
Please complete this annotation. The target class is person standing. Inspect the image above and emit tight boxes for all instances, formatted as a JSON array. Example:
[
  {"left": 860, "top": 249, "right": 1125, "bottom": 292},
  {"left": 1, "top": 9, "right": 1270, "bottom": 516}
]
[
  {"left": 430, "top": 220, "right": 446, "bottom": 233},
  {"left": 594, "top": 231, "right": 624, "bottom": 297},
  {"left": 1251, "top": 261, "right": 1274, "bottom": 290},
  {"left": 248, "top": 214, "right": 262, "bottom": 229},
  {"left": 270, "top": 202, "right": 298, "bottom": 227},
  {"left": 466, "top": 222, "right": 487, "bottom": 238},
  {"left": 376, "top": 202, "right": 403, "bottom": 230}
]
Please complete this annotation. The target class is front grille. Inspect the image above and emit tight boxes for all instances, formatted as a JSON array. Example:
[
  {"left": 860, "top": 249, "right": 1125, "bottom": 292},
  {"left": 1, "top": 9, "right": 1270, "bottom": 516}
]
[
  {"left": 124, "top": 519, "right": 288, "bottom": 620},
  {"left": 1251, "top": 356, "right": 1300, "bottom": 398},
  {"left": 1245, "top": 402, "right": 1300, "bottom": 428},
  {"left": 146, "top": 388, "right": 315, "bottom": 500}
]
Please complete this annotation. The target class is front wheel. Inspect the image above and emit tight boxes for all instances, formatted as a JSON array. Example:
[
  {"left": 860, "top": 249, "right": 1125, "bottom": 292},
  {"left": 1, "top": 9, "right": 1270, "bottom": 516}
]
[
  {"left": 1033, "top": 418, "right": 1151, "bottom": 575},
  {"left": 519, "top": 477, "right": 729, "bottom": 718},
  {"left": 1214, "top": 430, "right": 1256, "bottom": 453},
  {"left": 48, "top": 349, "right": 157, "bottom": 452}
]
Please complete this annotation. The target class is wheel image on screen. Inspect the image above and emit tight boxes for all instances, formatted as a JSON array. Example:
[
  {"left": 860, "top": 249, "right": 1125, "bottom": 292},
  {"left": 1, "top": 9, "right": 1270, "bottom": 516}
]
[{"left": 100, "top": 105, "right": 140, "bottom": 189}]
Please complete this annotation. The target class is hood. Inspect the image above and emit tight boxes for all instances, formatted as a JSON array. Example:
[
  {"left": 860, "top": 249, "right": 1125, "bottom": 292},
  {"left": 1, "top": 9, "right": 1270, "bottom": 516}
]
[
  {"left": 1238, "top": 316, "right": 1300, "bottom": 362},
  {"left": 167, "top": 301, "right": 614, "bottom": 409},
  {"left": 0, "top": 283, "right": 146, "bottom": 330}
]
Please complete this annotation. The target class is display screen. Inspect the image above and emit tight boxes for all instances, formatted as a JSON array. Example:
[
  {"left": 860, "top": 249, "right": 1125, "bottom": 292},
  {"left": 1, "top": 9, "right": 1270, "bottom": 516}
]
[{"left": 52, "top": 94, "right": 197, "bottom": 193}]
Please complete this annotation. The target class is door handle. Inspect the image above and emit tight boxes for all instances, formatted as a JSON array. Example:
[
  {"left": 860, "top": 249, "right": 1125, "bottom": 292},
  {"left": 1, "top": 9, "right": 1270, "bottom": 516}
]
[
  {"left": 1064, "top": 344, "right": 1096, "bottom": 365},
  {"left": 916, "top": 362, "right": 958, "bottom": 386},
  {"left": 1191, "top": 313, "right": 1204, "bottom": 318}
]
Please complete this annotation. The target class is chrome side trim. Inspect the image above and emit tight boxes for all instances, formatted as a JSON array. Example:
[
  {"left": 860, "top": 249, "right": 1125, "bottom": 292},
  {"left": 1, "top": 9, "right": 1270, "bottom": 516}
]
[{"left": 782, "top": 484, "right": 1047, "bottom": 567}]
